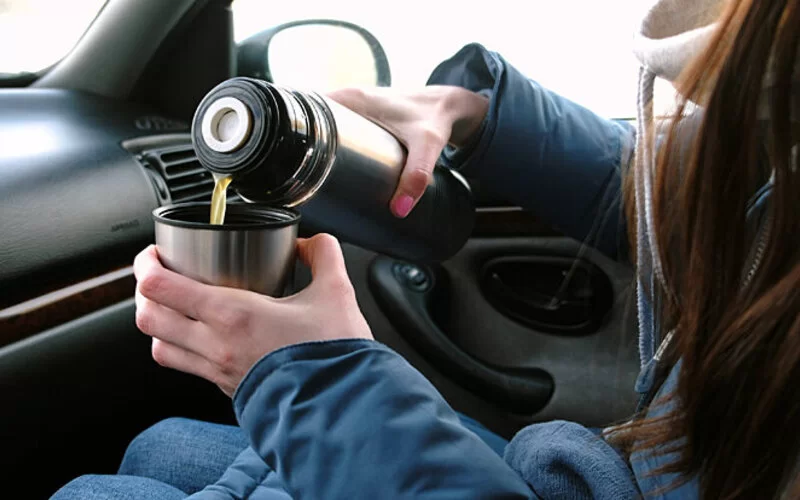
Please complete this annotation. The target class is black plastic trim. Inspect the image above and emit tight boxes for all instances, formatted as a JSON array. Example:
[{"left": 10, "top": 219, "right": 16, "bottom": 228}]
[
  {"left": 480, "top": 255, "right": 614, "bottom": 336},
  {"left": 368, "top": 255, "right": 554, "bottom": 415}
]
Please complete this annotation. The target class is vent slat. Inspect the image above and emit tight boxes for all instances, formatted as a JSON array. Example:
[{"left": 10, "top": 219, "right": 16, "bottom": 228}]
[
  {"left": 162, "top": 162, "right": 205, "bottom": 179},
  {"left": 173, "top": 190, "right": 213, "bottom": 202},
  {"left": 159, "top": 149, "right": 196, "bottom": 165},
  {"left": 168, "top": 177, "right": 214, "bottom": 193},
  {"left": 164, "top": 167, "right": 208, "bottom": 181},
  {"left": 139, "top": 145, "right": 215, "bottom": 204},
  {"left": 160, "top": 154, "right": 198, "bottom": 167}
]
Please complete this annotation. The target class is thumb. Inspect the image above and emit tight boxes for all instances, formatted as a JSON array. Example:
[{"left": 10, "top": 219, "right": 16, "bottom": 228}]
[{"left": 296, "top": 234, "right": 348, "bottom": 284}]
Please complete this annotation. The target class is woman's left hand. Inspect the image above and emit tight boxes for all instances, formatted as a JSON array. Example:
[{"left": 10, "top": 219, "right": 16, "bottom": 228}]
[{"left": 133, "top": 234, "right": 373, "bottom": 397}]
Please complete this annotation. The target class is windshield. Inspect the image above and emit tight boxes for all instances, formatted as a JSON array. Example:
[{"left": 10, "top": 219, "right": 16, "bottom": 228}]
[
  {"left": 0, "top": 0, "right": 671, "bottom": 118},
  {"left": 0, "top": 0, "right": 106, "bottom": 77},
  {"left": 232, "top": 0, "right": 666, "bottom": 119}
]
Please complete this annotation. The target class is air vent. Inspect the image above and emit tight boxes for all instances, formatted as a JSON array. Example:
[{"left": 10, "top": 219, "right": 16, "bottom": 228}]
[
  {"left": 142, "top": 145, "right": 215, "bottom": 204},
  {"left": 129, "top": 138, "right": 242, "bottom": 206}
]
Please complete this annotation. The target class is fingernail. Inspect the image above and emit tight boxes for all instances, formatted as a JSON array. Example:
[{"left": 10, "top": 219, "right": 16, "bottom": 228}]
[{"left": 393, "top": 195, "right": 414, "bottom": 218}]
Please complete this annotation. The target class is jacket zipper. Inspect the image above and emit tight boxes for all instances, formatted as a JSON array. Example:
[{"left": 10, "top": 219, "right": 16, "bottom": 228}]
[
  {"left": 742, "top": 211, "right": 772, "bottom": 289},
  {"left": 652, "top": 211, "right": 771, "bottom": 362}
]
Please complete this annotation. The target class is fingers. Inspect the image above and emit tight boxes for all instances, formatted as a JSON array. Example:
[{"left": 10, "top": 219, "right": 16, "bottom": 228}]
[
  {"left": 150, "top": 338, "right": 219, "bottom": 387},
  {"left": 326, "top": 87, "right": 448, "bottom": 218},
  {"left": 135, "top": 287, "right": 209, "bottom": 355},
  {"left": 391, "top": 133, "right": 446, "bottom": 217},
  {"left": 326, "top": 88, "right": 405, "bottom": 136},
  {"left": 135, "top": 246, "right": 264, "bottom": 343},
  {"left": 133, "top": 245, "right": 214, "bottom": 322},
  {"left": 326, "top": 87, "right": 377, "bottom": 119},
  {"left": 296, "top": 234, "right": 349, "bottom": 285}
]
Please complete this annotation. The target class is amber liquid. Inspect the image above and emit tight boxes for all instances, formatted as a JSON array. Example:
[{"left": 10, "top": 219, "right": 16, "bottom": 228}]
[{"left": 210, "top": 175, "right": 232, "bottom": 225}]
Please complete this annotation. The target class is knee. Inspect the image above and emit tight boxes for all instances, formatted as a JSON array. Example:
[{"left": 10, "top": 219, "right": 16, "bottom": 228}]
[
  {"left": 52, "top": 474, "right": 184, "bottom": 500},
  {"left": 119, "top": 417, "right": 195, "bottom": 476},
  {"left": 52, "top": 475, "right": 105, "bottom": 499}
]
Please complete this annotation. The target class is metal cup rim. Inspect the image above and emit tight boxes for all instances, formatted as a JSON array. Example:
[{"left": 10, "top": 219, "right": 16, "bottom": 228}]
[{"left": 153, "top": 202, "right": 300, "bottom": 231}]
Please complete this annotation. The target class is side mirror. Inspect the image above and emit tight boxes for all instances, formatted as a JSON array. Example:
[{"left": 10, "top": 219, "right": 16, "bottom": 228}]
[{"left": 237, "top": 19, "right": 391, "bottom": 89}]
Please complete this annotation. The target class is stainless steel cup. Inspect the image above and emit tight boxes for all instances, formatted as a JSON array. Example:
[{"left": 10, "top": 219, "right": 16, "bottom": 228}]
[{"left": 153, "top": 202, "right": 300, "bottom": 297}]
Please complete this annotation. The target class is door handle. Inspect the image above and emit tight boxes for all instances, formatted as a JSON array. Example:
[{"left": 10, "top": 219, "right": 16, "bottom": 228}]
[
  {"left": 480, "top": 256, "right": 613, "bottom": 336},
  {"left": 368, "top": 256, "right": 553, "bottom": 415}
]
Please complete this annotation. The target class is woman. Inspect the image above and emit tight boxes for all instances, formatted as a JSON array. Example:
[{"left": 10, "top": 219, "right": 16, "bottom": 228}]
[{"left": 54, "top": 0, "right": 800, "bottom": 498}]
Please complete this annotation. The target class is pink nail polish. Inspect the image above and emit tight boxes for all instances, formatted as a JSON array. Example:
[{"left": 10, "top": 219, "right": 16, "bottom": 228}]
[{"left": 393, "top": 195, "right": 414, "bottom": 218}]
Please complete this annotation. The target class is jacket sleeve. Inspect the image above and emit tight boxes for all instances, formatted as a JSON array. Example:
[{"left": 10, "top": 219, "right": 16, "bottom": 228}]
[
  {"left": 232, "top": 339, "right": 537, "bottom": 499},
  {"left": 428, "top": 43, "right": 636, "bottom": 260},
  {"left": 504, "top": 421, "right": 641, "bottom": 500}
]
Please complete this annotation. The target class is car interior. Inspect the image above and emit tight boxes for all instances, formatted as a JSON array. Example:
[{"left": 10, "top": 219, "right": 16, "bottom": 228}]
[{"left": 0, "top": 0, "right": 640, "bottom": 497}]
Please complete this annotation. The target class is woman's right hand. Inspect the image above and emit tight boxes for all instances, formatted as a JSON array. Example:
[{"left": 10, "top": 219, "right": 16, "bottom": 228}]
[{"left": 327, "top": 85, "right": 489, "bottom": 218}]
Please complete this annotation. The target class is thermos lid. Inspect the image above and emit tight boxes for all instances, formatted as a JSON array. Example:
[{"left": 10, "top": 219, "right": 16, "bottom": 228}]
[
  {"left": 199, "top": 96, "right": 253, "bottom": 154},
  {"left": 192, "top": 78, "right": 335, "bottom": 208}
]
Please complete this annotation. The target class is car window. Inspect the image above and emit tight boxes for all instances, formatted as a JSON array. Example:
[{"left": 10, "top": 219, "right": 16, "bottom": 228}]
[
  {"left": 232, "top": 0, "right": 676, "bottom": 120},
  {"left": 0, "top": 0, "right": 107, "bottom": 77}
]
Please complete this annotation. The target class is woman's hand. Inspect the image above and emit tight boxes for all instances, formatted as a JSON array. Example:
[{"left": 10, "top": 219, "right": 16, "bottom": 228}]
[
  {"left": 133, "top": 234, "right": 372, "bottom": 397},
  {"left": 327, "top": 85, "right": 489, "bottom": 218}
]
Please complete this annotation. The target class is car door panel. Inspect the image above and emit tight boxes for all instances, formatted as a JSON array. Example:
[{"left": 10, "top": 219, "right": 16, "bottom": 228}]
[
  {"left": 345, "top": 179, "right": 640, "bottom": 430},
  {"left": 369, "top": 253, "right": 555, "bottom": 416},
  {"left": 359, "top": 236, "right": 639, "bottom": 428}
]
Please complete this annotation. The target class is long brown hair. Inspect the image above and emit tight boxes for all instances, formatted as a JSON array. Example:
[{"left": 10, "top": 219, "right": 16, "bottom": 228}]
[{"left": 615, "top": 0, "right": 800, "bottom": 498}]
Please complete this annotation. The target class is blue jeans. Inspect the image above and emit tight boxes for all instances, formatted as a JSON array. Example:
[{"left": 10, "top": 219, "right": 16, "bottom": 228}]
[{"left": 52, "top": 414, "right": 507, "bottom": 499}]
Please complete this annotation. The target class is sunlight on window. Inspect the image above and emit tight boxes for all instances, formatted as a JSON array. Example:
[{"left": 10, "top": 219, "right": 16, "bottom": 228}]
[
  {"left": 0, "top": 0, "right": 106, "bottom": 75},
  {"left": 268, "top": 24, "right": 378, "bottom": 92},
  {"left": 232, "top": 0, "right": 673, "bottom": 119}
]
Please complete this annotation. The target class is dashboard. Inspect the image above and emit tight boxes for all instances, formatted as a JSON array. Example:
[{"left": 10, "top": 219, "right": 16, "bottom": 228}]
[{"left": 0, "top": 89, "right": 208, "bottom": 347}]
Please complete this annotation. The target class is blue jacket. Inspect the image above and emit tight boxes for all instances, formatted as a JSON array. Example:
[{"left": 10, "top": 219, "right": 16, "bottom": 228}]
[{"left": 193, "top": 43, "right": 773, "bottom": 499}]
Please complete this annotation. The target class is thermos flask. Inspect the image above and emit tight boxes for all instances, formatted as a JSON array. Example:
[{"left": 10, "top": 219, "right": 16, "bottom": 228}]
[{"left": 191, "top": 77, "right": 475, "bottom": 262}]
